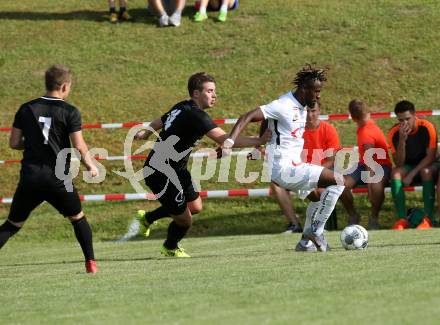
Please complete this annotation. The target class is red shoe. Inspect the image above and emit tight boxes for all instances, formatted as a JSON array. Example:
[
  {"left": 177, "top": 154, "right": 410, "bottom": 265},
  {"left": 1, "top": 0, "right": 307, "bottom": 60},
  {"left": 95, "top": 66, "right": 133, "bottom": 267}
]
[
  {"left": 85, "top": 259, "right": 98, "bottom": 274},
  {"left": 392, "top": 218, "right": 409, "bottom": 230},
  {"left": 416, "top": 217, "right": 432, "bottom": 230}
]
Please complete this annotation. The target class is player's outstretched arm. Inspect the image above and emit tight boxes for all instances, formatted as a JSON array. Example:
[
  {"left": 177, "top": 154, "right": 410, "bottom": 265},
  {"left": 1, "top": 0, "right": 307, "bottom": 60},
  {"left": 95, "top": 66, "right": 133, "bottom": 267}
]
[
  {"left": 70, "top": 131, "right": 99, "bottom": 177},
  {"left": 134, "top": 118, "right": 163, "bottom": 140},
  {"left": 9, "top": 127, "right": 24, "bottom": 150},
  {"left": 206, "top": 126, "right": 270, "bottom": 148},
  {"left": 226, "top": 107, "right": 265, "bottom": 145}
]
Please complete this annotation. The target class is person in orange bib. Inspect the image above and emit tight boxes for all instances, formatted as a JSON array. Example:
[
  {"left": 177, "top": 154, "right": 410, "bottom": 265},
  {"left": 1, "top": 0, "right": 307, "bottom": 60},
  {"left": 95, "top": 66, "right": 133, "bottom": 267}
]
[{"left": 388, "top": 100, "right": 437, "bottom": 230}]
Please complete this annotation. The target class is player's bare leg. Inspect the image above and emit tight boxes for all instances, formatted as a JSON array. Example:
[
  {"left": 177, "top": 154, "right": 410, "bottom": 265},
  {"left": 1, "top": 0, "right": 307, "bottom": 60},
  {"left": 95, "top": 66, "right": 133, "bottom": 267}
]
[{"left": 271, "top": 182, "right": 302, "bottom": 233}]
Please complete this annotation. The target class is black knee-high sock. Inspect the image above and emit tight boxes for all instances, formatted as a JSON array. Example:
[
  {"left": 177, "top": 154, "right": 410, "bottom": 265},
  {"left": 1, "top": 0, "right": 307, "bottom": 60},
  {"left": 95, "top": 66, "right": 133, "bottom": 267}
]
[
  {"left": 164, "top": 221, "right": 190, "bottom": 249},
  {"left": 71, "top": 217, "right": 95, "bottom": 261},
  {"left": 0, "top": 221, "right": 21, "bottom": 249},
  {"left": 146, "top": 206, "right": 170, "bottom": 224}
]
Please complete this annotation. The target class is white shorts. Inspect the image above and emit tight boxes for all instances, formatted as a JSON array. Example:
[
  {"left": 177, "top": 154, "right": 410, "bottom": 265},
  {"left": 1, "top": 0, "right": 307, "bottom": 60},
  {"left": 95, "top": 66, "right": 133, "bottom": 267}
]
[{"left": 271, "top": 163, "right": 324, "bottom": 199}]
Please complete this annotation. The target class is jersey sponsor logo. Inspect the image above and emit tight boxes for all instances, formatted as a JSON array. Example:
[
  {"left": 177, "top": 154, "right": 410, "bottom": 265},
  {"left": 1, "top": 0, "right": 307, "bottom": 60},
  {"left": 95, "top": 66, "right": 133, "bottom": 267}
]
[
  {"left": 292, "top": 107, "right": 300, "bottom": 121},
  {"left": 291, "top": 127, "right": 305, "bottom": 139}
]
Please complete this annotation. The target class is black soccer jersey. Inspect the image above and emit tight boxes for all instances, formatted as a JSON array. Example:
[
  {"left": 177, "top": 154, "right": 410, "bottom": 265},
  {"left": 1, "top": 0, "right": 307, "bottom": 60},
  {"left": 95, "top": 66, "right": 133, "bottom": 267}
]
[
  {"left": 13, "top": 96, "right": 82, "bottom": 168},
  {"left": 145, "top": 100, "right": 218, "bottom": 171},
  {"left": 388, "top": 118, "right": 437, "bottom": 166}
]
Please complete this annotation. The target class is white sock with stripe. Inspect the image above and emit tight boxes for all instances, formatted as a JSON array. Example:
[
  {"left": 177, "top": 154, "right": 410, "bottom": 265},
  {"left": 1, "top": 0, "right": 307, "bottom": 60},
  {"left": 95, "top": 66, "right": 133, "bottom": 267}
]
[{"left": 312, "top": 185, "right": 345, "bottom": 235}]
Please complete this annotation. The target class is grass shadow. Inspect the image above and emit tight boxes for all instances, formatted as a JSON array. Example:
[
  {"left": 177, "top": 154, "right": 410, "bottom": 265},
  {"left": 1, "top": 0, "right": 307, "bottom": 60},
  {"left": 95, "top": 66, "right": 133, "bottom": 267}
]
[{"left": 0, "top": 5, "right": 197, "bottom": 25}]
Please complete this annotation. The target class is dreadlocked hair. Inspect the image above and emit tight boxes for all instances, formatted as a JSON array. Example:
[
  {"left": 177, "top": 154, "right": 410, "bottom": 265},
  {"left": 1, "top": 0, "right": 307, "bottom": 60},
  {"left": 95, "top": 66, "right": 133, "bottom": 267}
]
[{"left": 292, "top": 64, "right": 328, "bottom": 87}]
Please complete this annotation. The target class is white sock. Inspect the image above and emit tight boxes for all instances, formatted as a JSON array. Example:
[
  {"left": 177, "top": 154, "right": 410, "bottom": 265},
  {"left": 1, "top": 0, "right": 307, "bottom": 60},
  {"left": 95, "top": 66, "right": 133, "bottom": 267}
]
[
  {"left": 304, "top": 201, "right": 319, "bottom": 231},
  {"left": 220, "top": 4, "right": 228, "bottom": 13},
  {"left": 312, "top": 185, "right": 344, "bottom": 235},
  {"left": 199, "top": 7, "right": 207, "bottom": 15},
  {"left": 301, "top": 201, "right": 319, "bottom": 246}
]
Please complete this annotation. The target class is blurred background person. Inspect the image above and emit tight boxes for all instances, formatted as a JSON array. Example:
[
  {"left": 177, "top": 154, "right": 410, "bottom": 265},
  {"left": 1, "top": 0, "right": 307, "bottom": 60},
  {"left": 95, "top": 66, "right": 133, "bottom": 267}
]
[
  {"left": 108, "top": 0, "right": 132, "bottom": 23},
  {"left": 194, "top": 0, "right": 238, "bottom": 22}
]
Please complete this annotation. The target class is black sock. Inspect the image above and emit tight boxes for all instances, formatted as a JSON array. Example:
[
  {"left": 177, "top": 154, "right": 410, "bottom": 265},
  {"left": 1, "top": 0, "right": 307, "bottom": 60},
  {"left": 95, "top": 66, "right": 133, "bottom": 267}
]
[
  {"left": 146, "top": 206, "right": 170, "bottom": 224},
  {"left": 71, "top": 217, "right": 95, "bottom": 261},
  {"left": 119, "top": 7, "right": 126, "bottom": 16},
  {"left": 109, "top": 7, "right": 116, "bottom": 14},
  {"left": 0, "top": 221, "right": 21, "bottom": 249},
  {"left": 164, "top": 221, "right": 190, "bottom": 249}
]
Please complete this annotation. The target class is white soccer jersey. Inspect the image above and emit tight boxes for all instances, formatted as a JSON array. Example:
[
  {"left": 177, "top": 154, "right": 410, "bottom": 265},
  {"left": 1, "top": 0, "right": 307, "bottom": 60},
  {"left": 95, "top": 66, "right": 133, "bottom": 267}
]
[{"left": 260, "top": 91, "right": 307, "bottom": 168}]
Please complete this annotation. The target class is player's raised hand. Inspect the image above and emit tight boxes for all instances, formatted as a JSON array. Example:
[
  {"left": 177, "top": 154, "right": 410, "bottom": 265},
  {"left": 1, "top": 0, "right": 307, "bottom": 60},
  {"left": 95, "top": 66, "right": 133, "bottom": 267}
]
[{"left": 399, "top": 122, "right": 410, "bottom": 141}]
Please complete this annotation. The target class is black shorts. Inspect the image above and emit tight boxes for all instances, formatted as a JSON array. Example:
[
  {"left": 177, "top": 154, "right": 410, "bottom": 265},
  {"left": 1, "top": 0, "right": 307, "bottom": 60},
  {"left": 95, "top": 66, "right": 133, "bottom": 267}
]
[
  {"left": 145, "top": 168, "right": 199, "bottom": 215},
  {"left": 8, "top": 164, "right": 82, "bottom": 223}
]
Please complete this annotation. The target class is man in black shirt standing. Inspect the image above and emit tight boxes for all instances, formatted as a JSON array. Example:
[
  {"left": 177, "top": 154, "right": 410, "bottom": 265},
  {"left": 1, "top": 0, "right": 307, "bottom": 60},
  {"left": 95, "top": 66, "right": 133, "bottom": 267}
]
[
  {"left": 135, "top": 72, "right": 270, "bottom": 257},
  {"left": 0, "top": 64, "right": 99, "bottom": 273}
]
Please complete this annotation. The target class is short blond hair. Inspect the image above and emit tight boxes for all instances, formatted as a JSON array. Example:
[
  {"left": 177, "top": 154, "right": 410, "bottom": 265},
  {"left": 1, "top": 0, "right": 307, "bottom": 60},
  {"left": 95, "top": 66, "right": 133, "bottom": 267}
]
[
  {"left": 348, "top": 99, "right": 369, "bottom": 120},
  {"left": 45, "top": 64, "right": 71, "bottom": 91}
]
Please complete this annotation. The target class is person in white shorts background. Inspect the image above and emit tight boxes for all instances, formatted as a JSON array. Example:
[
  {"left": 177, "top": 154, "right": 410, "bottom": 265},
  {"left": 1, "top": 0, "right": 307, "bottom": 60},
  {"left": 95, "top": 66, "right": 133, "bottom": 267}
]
[{"left": 223, "top": 64, "right": 345, "bottom": 252}]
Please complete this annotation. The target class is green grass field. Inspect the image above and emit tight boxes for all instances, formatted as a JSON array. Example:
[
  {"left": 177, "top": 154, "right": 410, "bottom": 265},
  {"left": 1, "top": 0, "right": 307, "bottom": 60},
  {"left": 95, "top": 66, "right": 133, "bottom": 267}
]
[
  {"left": 1, "top": 0, "right": 440, "bottom": 323},
  {"left": 2, "top": 230, "right": 440, "bottom": 324}
]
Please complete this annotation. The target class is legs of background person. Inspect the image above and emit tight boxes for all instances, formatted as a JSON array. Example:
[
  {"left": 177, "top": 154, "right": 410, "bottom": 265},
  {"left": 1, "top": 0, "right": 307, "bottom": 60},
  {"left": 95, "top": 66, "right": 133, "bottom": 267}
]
[
  {"left": 311, "top": 168, "right": 345, "bottom": 235},
  {"left": 149, "top": 0, "right": 169, "bottom": 26},
  {"left": 436, "top": 174, "right": 440, "bottom": 223},
  {"left": 390, "top": 167, "right": 407, "bottom": 221},
  {"left": 270, "top": 182, "right": 301, "bottom": 229},
  {"left": 194, "top": 0, "right": 209, "bottom": 21},
  {"left": 168, "top": 0, "right": 185, "bottom": 26},
  {"left": 420, "top": 166, "right": 436, "bottom": 222},
  {"left": 118, "top": 0, "right": 132, "bottom": 21},
  {"left": 339, "top": 176, "right": 361, "bottom": 225},
  {"left": 367, "top": 177, "right": 387, "bottom": 230},
  {"left": 108, "top": 0, "right": 118, "bottom": 23}
]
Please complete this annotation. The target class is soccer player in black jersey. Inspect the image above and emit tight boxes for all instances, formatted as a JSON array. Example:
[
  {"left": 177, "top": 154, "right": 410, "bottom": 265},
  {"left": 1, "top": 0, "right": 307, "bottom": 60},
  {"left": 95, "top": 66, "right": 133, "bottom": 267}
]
[
  {"left": 0, "top": 64, "right": 100, "bottom": 273},
  {"left": 134, "top": 72, "right": 271, "bottom": 257}
]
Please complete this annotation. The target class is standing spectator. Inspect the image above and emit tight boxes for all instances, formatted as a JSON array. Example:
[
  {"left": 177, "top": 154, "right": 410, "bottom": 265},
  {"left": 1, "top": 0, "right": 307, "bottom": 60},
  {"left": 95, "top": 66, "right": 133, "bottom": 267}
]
[
  {"left": 344, "top": 99, "right": 392, "bottom": 230},
  {"left": 0, "top": 64, "right": 99, "bottom": 273},
  {"left": 108, "top": 0, "right": 132, "bottom": 23},
  {"left": 388, "top": 100, "right": 437, "bottom": 230},
  {"left": 194, "top": 0, "right": 238, "bottom": 22},
  {"left": 148, "top": 0, "right": 186, "bottom": 27},
  {"left": 269, "top": 101, "right": 341, "bottom": 233}
]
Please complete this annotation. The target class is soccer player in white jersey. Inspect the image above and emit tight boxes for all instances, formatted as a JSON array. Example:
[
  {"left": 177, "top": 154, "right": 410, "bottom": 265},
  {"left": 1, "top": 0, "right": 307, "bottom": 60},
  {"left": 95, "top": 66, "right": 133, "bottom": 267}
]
[{"left": 223, "top": 65, "right": 345, "bottom": 252}]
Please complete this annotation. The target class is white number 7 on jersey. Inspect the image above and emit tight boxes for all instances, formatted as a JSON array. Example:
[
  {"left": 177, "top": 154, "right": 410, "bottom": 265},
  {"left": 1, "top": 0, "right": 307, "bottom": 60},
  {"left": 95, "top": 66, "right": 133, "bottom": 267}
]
[{"left": 39, "top": 116, "right": 52, "bottom": 144}]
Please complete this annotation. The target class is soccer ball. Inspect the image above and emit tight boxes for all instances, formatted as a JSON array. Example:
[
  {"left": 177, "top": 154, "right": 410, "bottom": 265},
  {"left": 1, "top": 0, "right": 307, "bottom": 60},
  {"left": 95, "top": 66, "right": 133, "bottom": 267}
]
[{"left": 340, "top": 225, "right": 368, "bottom": 250}]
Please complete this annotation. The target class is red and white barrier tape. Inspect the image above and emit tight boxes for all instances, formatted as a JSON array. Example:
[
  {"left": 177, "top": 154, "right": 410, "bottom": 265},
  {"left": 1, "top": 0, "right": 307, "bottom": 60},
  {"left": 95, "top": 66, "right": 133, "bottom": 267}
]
[
  {"left": 1, "top": 110, "right": 439, "bottom": 132},
  {"left": 0, "top": 186, "right": 423, "bottom": 204},
  {"left": 0, "top": 150, "right": 256, "bottom": 165},
  {"left": 0, "top": 147, "right": 364, "bottom": 165}
]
